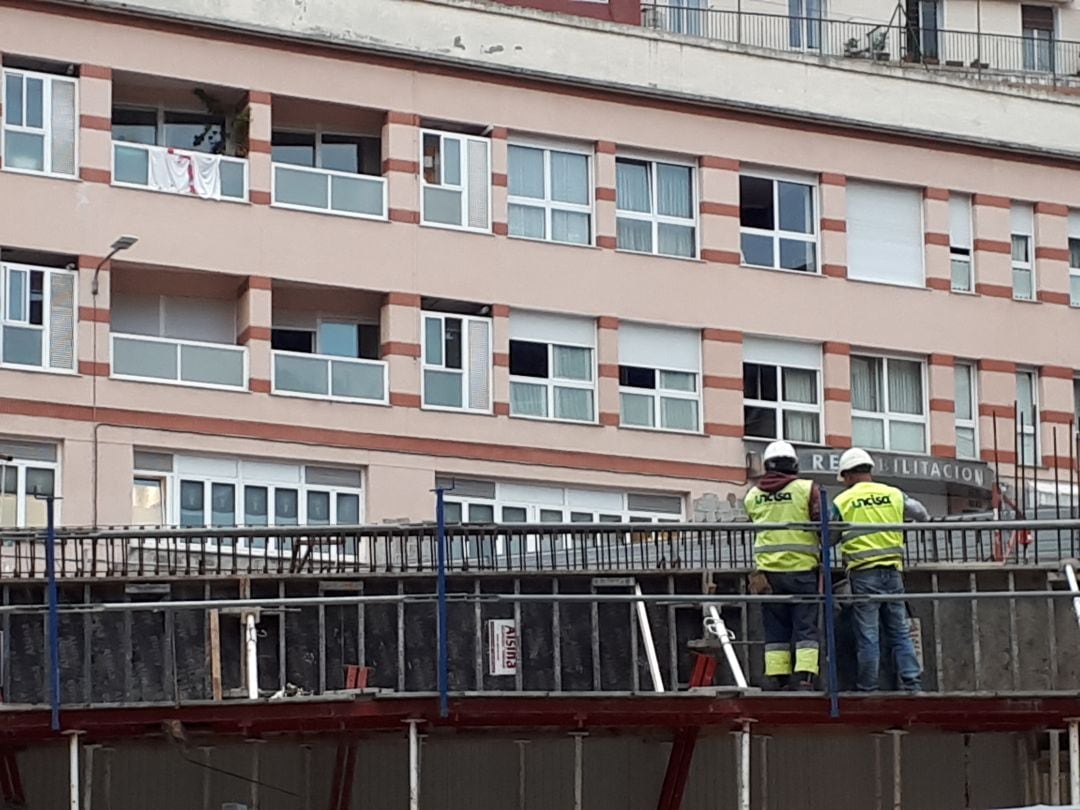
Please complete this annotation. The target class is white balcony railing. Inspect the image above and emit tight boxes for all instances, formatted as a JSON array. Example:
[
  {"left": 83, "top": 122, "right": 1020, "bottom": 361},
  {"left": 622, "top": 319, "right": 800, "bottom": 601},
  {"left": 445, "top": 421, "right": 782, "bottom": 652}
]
[
  {"left": 111, "top": 333, "right": 248, "bottom": 391},
  {"left": 112, "top": 142, "right": 249, "bottom": 202},
  {"left": 271, "top": 163, "right": 387, "bottom": 219},
  {"left": 272, "top": 350, "right": 388, "bottom": 404}
]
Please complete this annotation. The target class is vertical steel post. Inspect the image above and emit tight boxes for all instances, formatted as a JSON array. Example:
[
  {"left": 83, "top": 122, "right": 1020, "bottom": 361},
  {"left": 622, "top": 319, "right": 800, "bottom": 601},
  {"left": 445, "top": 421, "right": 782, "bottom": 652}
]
[
  {"left": 819, "top": 487, "right": 839, "bottom": 718},
  {"left": 1050, "top": 728, "right": 1063, "bottom": 805},
  {"left": 244, "top": 612, "right": 258, "bottom": 700},
  {"left": 736, "top": 720, "right": 752, "bottom": 810},
  {"left": 45, "top": 494, "right": 60, "bottom": 731},
  {"left": 572, "top": 732, "right": 586, "bottom": 810},
  {"left": 435, "top": 487, "right": 449, "bottom": 719},
  {"left": 66, "top": 731, "right": 81, "bottom": 810},
  {"left": 890, "top": 730, "right": 905, "bottom": 810},
  {"left": 408, "top": 719, "right": 422, "bottom": 810},
  {"left": 1069, "top": 719, "right": 1080, "bottom": 805}
]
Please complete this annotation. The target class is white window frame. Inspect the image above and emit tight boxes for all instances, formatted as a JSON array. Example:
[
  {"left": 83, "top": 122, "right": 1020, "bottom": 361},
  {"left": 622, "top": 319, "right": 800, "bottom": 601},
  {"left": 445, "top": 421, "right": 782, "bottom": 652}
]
[
  {"left": 0, "top": 262, "right": 78, "bottom": 375},
  {"left": 509, "top": 339, "right": 597, "bottom": 424},
  {"left": 507, "top": 140, "right": 593, "bottom": 246},
  {"left": 421, "top": 311, "right": 493, "bottom": 414},
  {"left": 742, "top": 361, "right": 823, "bottom": 445},
  {"left": 1011, "top": 204, "right": 1035, "bottom": 301},
  {"left": 1011, "top": 233, "right": 1035, "bottom": 301},
  {"left": 419, "top": 129, "right": 491, "bottom": 233},
  {"left": 851, "top": 354, "right": 929, "bottom": 454},
  {"left": 738, "top": 170, "right": 820, "bottom": 274},
  {"left": 0, "top": 453, "right": 60, "bottom": 528},
  {"left": 1, "top": 68, "right": 78, "bottom": 179},
  {"left": 954, "top": 362, "right": 979, "bottom": 460},
  {"left": 615, "top": 155, "right": 698, "bottom": 259},
  {"left": 618, "top": 366, "right": 702, "bottom": 434},
  {"left": 1016, "top": 369, "right": 1040, "bottom": 465},
  {"left": 1068, "top": 212, "right": 1080, "bottom": 308},
  {"left": 949, "top": 193, "right": 974, "bottom": 293}
]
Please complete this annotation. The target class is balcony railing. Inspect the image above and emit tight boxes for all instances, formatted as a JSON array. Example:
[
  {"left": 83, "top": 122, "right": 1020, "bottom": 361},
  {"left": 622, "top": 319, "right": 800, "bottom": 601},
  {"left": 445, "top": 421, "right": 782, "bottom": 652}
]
[
  {"left": 272, "top": 349, "right": 388, "bottom": 404},
  {"left": 271, "top": 163, "right": 387, "bottom": 219},
  {"left": 112, "top": 141, "right": 248, "bottom": 201},
  {"left": 111, "top": 333, "right": 248, "bottom": 391},
  {"left": 640, "top": 5, "right": 1080, "bottom": 83}
]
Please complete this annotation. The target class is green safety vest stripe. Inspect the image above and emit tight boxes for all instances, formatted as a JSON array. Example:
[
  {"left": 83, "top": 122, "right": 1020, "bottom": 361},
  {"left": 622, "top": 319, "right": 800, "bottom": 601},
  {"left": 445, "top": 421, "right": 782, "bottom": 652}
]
[{"left": 834, "top": 481, "right": 906, "bottom": 570}]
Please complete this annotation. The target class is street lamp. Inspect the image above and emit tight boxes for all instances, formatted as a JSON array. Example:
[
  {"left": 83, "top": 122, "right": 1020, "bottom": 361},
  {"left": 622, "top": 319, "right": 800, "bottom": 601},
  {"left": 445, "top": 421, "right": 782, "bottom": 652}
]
[{"left": 90, "top": 235, "right": 138, "bottom": 295}]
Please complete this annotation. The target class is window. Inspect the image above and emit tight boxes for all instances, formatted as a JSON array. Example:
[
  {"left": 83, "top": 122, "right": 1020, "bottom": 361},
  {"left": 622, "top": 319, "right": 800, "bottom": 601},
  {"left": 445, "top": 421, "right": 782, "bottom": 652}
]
[
  {"left": 132, "top": 452, "right": 363, "bottom": 539},
  {"left": 954, "top": 363, "right": 978, "bottom": 460},
  {"left": 851, "top": 355, "right": 927, "bottom": 453},
  {"left": 615, "top": 157, "right": 696, "bottom": 258},
  {"left": 1011, "top": 203, "right": 1035, "bottom": 301},
  {"left": 507, "top": 144, "right": 591, "bottom": 245},
  {"left": 271, "top": 130, "right": 380, "bottom": 175},
  {"left": 742, "top": 338, "right": 822, "bottom": 444},
  {"left": 420, "top": 130, "right": 490, "bottom": 232},
  {"left": 3, "top": 68, "right": 76, "bottom": 176},
  {"left": 0, "top": 263, "right": 76, "bottom": 372},
  {"left": 508, "top": 311, "right": 595, "bottom": 422},
  {"left": 739, "top": 173, "right": 817, "bottom": 273},
  {"left": 618, "top": 323, "right": 701, "bottom": 432},
  {"left": 846, "top": 182, "right": 924, "bottom": 287},
  {"left": 949, "top": 194, "right": 974, "bottom": 292},
  {"left": 1069, "top": 211, "right": 1080, "bottom": 307},
  {"left": 661, "top": 0, "right": 705, "bottom": 36},
  {"left": 1021, "top": 5, "right": 1054, "bottom": 72},
  {"left": 906, "top": 0, "right": 941, "bottom": 60},
  {"left": 0, "top": 440, "right": 58, "bottom": 528},
  {"left": 789, "top": 0, "right": 823, "bottom": 50},
  {"left": 1016, "top": 370, "right": 1039, "bottom": 465},
  {"left": 422, "top": 312, "right": 492, "bottom": 411}
]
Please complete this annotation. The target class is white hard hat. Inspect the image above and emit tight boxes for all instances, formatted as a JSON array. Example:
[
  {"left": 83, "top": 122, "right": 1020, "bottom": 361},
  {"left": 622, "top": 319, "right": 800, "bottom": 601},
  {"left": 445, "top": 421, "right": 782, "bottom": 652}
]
[
  {"left": 837, "top": 447, "right": 875, "bottom": 481},
  {"left": 762, "top": 440, "right": 798, "bottom": 463}
]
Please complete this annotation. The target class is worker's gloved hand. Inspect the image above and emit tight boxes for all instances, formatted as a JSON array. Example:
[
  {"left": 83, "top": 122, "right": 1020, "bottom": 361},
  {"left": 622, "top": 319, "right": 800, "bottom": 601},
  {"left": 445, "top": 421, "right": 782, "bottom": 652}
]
[{"left": 748, "top": 570, "right": 772, "bottom": 595}]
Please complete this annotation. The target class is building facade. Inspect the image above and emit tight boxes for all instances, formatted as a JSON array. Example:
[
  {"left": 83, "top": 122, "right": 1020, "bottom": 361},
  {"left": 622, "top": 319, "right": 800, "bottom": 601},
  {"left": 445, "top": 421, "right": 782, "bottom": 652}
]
[{"left": 0, "top": 0, "right": 1079, "bottom": 533}]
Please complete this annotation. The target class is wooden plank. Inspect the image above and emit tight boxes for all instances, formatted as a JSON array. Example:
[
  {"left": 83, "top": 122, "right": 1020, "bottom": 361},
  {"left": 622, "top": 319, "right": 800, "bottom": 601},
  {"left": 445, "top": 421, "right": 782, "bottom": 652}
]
[{"left": 209, "top": 609, "right": 222, "bottom": 702}]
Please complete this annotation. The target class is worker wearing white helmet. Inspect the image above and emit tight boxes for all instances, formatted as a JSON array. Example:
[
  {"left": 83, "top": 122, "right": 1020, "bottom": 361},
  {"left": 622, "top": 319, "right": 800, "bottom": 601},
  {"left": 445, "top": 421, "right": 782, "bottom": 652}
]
[
  {"left": 833, "top": 447, "right": 929, "bottom": 692},
  {"left": 743, "top": 440, "right": 823, "bottom": 691}
]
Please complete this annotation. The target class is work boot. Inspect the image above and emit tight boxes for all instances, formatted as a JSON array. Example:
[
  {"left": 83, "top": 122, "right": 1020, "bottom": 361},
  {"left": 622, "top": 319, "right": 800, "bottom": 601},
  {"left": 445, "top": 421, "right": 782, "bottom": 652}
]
[
  {"left": 790, "top": 672, "right": 816, "bottom": 691},
  {"left": 764, "top": 676, "right": 787, "bottom": 691}
]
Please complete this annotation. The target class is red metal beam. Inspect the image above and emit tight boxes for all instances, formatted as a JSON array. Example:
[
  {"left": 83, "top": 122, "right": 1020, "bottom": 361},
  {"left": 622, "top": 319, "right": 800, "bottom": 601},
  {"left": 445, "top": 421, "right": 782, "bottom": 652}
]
[{"left": 2, "top": 695, "right": 1080, "bottom": 743}]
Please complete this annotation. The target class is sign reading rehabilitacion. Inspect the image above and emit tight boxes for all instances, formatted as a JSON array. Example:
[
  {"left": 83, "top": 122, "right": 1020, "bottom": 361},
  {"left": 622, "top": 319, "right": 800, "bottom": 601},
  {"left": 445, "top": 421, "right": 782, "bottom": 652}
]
[{"left": 798, "top": 449, "right": 993, "bottom": 490}]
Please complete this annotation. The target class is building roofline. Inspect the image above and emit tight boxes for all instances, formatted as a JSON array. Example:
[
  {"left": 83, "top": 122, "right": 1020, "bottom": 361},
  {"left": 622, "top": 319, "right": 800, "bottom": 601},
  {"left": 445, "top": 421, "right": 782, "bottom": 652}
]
[{"left": 7, "top": 0, "right": 1080, "bottom": 165}]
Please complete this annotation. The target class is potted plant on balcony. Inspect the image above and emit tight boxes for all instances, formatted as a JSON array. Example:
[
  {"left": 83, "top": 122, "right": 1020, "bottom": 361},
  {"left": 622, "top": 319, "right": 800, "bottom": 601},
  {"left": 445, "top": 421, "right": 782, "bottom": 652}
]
[{"left": 192, "top": 88, "right": 252, "bottom": 158}]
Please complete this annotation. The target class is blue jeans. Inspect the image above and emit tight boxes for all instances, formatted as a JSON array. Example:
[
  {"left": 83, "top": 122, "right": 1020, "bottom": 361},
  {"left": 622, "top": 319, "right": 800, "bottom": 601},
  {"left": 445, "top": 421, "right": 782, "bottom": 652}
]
[{"left": 849, "top": 567, "right": 922, "bottom": 692}]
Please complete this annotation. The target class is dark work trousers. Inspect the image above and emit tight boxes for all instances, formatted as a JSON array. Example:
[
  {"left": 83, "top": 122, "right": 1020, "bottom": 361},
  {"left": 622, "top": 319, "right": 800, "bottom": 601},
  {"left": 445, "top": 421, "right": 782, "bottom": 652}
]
[{"left": 762, "top": 570, "right": 821, "bottom": 677}]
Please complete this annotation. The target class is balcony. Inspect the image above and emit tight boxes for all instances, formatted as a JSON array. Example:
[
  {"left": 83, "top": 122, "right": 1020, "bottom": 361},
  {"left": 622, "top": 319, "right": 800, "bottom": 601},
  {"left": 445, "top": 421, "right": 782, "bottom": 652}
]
[
  {"left": 272, "top": 350, "right": 386, "bottom": 402},
  {"left": 640, "top": 5, "right": 1080, "bottom": 84},
  {"left": 269, "top": 97, "right": 388, "bottom": 220},
  {"left": 111, "top": 333, "right": 247, "bottom": 390},
  {"left": 112, "top": 141, "right": 248, "bottom": 201}
]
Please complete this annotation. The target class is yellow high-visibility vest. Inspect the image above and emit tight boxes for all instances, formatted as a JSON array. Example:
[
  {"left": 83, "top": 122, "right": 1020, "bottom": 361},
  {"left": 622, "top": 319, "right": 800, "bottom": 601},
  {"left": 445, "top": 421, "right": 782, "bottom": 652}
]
[
  {"left": 744, "top": 479, "right": 819, "bottom": 572},
  {"left": 834, "top": 481, "right": 906, "bottom": 571}
]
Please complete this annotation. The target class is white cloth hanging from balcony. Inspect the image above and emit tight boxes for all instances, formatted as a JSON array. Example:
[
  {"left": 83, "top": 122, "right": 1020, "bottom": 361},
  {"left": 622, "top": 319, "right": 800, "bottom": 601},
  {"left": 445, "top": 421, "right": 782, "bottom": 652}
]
[{"left": 147, "top": 148, "right": 222, "bottom": 199}]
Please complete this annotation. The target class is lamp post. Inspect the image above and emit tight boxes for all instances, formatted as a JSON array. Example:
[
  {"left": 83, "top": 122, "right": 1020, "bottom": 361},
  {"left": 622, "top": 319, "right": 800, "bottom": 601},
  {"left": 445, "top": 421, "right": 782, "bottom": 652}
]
[{"left": 90, "top": 236, "right": 138, "bottom": 528}]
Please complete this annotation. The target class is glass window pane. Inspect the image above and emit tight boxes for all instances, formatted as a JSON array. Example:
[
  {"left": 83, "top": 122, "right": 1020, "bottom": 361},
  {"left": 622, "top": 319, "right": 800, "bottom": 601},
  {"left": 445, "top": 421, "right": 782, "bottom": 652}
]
[
  {"left": 510, "top": 341, "right": 548, "bottom": 378},
  {"left": 621, "top": 366, "right": 656, "bottom": 389},
  {"left": 554, "top": 386, "right": 594, "bottom": 421},
  {"left": 5, "top": 270, "right": 24, "bottom": 321},
  {"left": 540, "top": 509, "right": 563, "bottom": 523},
  {"left": 211, "top": 483, "right": 235, "bottom": 526},
  {"left": 163, "top": 111, "right": 224, "bottom": 153},
  {"left": 782, "top": 368, "right": 817, "bottom": 404},
  {"left": 2, "top": 326, "right": 43, "bottom": 367},
  {"left": 1013, "top": 266, "right": 1033, "bottom": 300},
  {"left": 552, "top": 210, "right": 590, "bottom": 245},
  {"left": 275, "top": 489, "right": 299, "bottom": 526},
  {"left": 553, "top": 346, "right": 592, "bottom": 381},
  {"left": 271, "top": 131, "right": 316, "bottom": 166},
  {"left": 423, "top": 187, "right": 462, "bottom": 225},
  {"left": 851, "top": 356, "right": 882, "bottom": 412},
  {"left": 660, "top": 370, "right": 696, "bottom": 392},
  {"left": 744, "top": 363, "right": 778, "bottom": 402},
  {"left": 25, "top": 77, "right": 43, "bottom": 129},
  {"left": 779, "top": 239, "right": 816, "bottom": 272},
  {"left": 443, "top": 137, "right": 461, "bottom": 186},
  {"left": 319, "top": 322, "right": 359, "bottom": 358},
  {"left": 744, "top": 406, "right": 777, "bottom": 439},
  {"left": 658, "top": 224, "right": 695, "bottom": 258},
  {"left": 468, "top": 503, "right": 494, "bottom": 523},
  {"left": 739, "top": 176, "right": 774, "bottom": 230},
  {"left": 132, "top": 478, "right": 164, "bottom": 527},
  {"left": 661, "top": 397, "right": 698, "bottom": 431},
  {"left": 509, "top": 204, "right": 545, "bottom": 239},
  {"left": 656, "top": 164, "right": 692, "bottom": 218},
  {"left": 951, "top": 258, "right": 972, "bottom": 292},
  {"left": 887, "top": 360, "right": 924, "bottom": 415},
  {"left": 443, "top": 501, "right": 463, "bottom": 525},
  {"left": 25, "top": 467, "right": 54, "bottom": 497},
  {"left": 4, "top": 131, "right": 44, "bottom": 172},
  {"left": 508, "top": 145, "right": 544, "bottom": 198},
  {"left": 424, "top": 369, "right": 464, "bottom": 408},
  {"left": 551, "top": 151, "right": 588, "bottom": 204},
  {"left": 510, "top": 381, "right": 548, "bottom": 417},
  {"left": 320, "top": 135, "right": 365, "bottom": 173},
  {"left": 5, "top": 74, "right": 22, "bottom": 126},
  {"left": 443, "top": 318, "right": 462, "bottom": 369},
  {"left": 180, "top": 344, "right": 245, "bottom": 388},
  {"left": 274, "top": 352, "right": 328, "bottom": 396},
  {"left": 889, "top": 421, "right": 926, "bottom": 453},
  {"left": 852, "top": 416, "right": 886, "bottom": 449},
  {"left": 1011, "top": 235, "right": 1030, "bottom": 263},
  {"left": 956, "top": 426, "right": 977, "bottom": 460},
  {"left": 1020, "top": 433, "right": 1037, "bottom": 466},
  {"left": 330, "top": 174, "right": 384, "bottom": 216},
  {"left": 424, "top": 317, "right": 443, "bottom": 366},
  {"left": 741, "top": 233, "right": 773, "bottom": 267},
  {"left": 179, "top": 481, "right": 205, "bottom": 527},
  {"left": 1016, "top": 373, "right": 1037, "bottom": 424},
  {"left": 1071, "top": 273, "right": 1080, "bottom": 308},
  {"left": 244, "top": 486, "right": 269, "bottom": 526},
  {"left": 777, "top": 181, "right": 813, "bottom": 234},
  {"left": 617, "top": 218, "right": 653, "bottom": 253},
  {"left": 783, "top": 410, "right": 820, "bottom": 443},
  {"left": 307, "top": 490, "right": 331, "bottom": 525},
  {"left": 275, "top": 165, "right": 329, "bottom": 208},
  {"left": 621, "top": 392, "right": 655, "bottom": 427},
  {"left": 502, "top": 506, "right": 528, "bottom": 522},
  {"left": 336, "top": 493, "right": 360, "bottom": 525},
  {"left": 616, "top": 160, "right": 651, "bottom": 213},
  {"left": 954, "top": 365, "right": 973, "bottom": 421}
]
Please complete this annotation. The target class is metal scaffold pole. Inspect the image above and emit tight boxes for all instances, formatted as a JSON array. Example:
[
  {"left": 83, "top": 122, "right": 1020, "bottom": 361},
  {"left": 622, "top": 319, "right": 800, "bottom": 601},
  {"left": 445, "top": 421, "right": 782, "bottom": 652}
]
[
  {"left": 434, "top": 486, "right": 449, "bottom": 719},
  {"left": 735, "top": 720, "right": 752, "bottom": 810},
  {"left": 819, "top": 487, "right": 839, "bottom": 718},
  {"left": 407, "top": 719, "right": 422, "bottom": 810},
  {"left": 43, "top": 493, "right": 61, "bottom": 732},
  {"left": 1069, "top": 718, "right": 1080, "bottom": 805}
]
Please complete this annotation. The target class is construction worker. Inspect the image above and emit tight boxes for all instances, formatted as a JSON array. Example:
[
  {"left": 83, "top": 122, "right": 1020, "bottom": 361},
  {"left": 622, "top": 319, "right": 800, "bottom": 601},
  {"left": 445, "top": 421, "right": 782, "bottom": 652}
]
[
  {"left": 833, "top": 447, "right": 927, "bottom": 692},
  {"left": 744, "top": 441, "right": 822, "bottom": 691}
]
